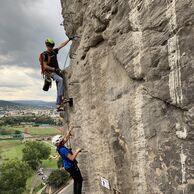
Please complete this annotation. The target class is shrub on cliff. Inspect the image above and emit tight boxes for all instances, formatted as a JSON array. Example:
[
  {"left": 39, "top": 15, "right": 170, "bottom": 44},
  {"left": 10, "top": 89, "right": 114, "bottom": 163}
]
[{"left": 47, "top": 169, "right": 69, "bottom": 188}]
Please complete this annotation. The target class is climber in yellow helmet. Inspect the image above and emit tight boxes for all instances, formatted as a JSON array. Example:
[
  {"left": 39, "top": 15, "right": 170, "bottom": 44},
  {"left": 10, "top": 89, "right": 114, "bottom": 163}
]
[{"left": 42, "top": 37, "right": 74, "bottom": 111}]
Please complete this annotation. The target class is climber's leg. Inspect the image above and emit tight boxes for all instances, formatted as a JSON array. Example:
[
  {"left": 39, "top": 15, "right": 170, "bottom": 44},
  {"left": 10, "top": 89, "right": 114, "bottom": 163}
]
[
  {"left": 66, "top": 166, "right": 83, "bottom": 194},
  {"left": 51, "top": 73, "right": 64, "bottom": 106}
]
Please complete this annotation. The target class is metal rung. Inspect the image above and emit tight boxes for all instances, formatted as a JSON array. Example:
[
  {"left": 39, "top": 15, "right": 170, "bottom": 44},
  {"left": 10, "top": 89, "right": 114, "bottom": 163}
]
[
  {"left": 69, "top": 11, "right": 76, "bottom": 14},
  {"left": 62, "top": 98, "right": 73, "bottom": 107},
  {"left": 69, "top": 81, "right": 80, "bottom": 85},
  {"left": 71, "top": 125, "right": 81, "bottom": 128},
  {"left": 69, "top": 98, "right": 73, "bottom": 107}
]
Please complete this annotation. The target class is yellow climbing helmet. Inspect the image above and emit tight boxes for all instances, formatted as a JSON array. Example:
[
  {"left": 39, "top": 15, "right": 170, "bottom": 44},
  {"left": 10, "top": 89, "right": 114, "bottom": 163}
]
[{"left": 45, "top": 38, "right": 55, "bottom": 47}]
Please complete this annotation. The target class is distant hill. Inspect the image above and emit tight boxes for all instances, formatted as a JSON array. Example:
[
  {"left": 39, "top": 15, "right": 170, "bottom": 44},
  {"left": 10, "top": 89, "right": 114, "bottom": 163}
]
[
  {"left": 0, "top": 100, "right": 55, "bottom": 109},
  {"left": 13, "top": 100, "right": 55, "bottom": 108},
  {"left": 0, "top": 100, "right": 22, "bottom": 108}
]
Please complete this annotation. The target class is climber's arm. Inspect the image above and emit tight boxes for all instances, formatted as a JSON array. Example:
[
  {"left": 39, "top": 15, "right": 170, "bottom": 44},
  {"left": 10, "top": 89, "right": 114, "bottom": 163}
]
[
  {"left": 67, "top": 148, "right": 81, "bottom": 161},
  {"left": 49, "top": 154, "right": 59, "bottom": 160},
  {"left": 63, "top": 129, "right": 73, "bottom": 143},
  {"left": 43, "top": 61, "right": 55, "bottom": 72},
  {"left": 57, "top": 39, "right": 70, "bottom": 50},
  {"left": 42, "top": 53, "right": 55, "bottom": 71}
]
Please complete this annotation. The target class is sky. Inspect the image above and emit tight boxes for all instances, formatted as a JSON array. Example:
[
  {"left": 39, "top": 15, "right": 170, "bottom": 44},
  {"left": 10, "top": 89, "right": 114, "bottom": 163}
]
[{"left": 0, "top": 0, "right": 70, "bottom": 102}]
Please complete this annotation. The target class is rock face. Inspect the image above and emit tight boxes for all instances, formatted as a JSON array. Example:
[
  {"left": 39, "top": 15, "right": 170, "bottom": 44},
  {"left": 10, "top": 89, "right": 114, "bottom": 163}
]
[{"left": 60, "top": 0, "right": 194, "bottom": 193}]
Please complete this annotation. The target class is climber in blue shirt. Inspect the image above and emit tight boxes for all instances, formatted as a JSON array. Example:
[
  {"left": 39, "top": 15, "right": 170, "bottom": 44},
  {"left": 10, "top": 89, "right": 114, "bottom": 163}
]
[{"left": 52, "top": 131, "right": 83, "bottom": 194}]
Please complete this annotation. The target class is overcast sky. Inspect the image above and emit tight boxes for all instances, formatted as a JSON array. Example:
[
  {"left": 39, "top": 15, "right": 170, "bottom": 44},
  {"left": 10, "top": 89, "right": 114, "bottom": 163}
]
[{"left": 0, "top": 0, "right": 70, "bottom": 102}]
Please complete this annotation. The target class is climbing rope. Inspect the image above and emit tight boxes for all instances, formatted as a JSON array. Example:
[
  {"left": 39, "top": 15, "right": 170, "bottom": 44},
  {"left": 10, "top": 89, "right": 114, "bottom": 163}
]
[
  {"left": 63, "top": 49, "right": 70, "bottom": 70},
  {"left": 61, "top": 65, "right": 72, "bottom": 149},
  {"left": 45, "top": 12, "right": 78, "bottom": 161},
  {"left": 61, "top": 0, "right": 81, "bottom": 63},
  {"left": 60, "top": 1, "right": 82, "bottom": 150}
]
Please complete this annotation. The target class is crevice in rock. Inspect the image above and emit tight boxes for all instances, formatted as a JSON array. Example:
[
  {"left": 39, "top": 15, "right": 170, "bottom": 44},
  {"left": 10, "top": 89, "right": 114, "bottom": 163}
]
[
  {"left": 93, "top": 14, "right": 109, "bottom": 26},
  {"left": 130, "top": 77, "right": 145, "bottom": 82},
  {"left": 88, "top": 34, "right": 105, "bottom": 48},
  {"left": 143, "top": 19, "right": 170, "bottom": 33},
  {"left": 111, "top": 125, "right": 127, "bottom": 153},
  {"left": 111, "top": 50, "right": 145, "bottom": 82},
  {"left": 146, "top": 128, "right": 157, "bottom": 140},
  {"left": 61, "top": 0, "right": 194, "bottom": 193},
  {"left": 111, "top": 88, "right": 131, "bottom": 102},
  {"left": 144, "top": 88, "right": 188, "bottom": 112}
]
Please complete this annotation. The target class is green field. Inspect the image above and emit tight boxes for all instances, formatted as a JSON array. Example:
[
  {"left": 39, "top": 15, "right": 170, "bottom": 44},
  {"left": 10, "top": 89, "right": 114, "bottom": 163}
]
[
  {"left": 42, "top": 141, "right": 58, "bottom": 168},
  {"left": 0, "top": 140, "right": 58, "bottom": 194},
  {"left": 0, "top": 140, "right": 25, "bottom": 161},
  {"left": 0, "top": 126, "right": 60, "bottom": 193},
  {"left": 7, "top": 126, "right": 59, "bottom": 135},
  {"left": 0, "top": 126, "right": 60, "bottom": 168},
  {"left": 0, "top": 140, "right": 58, "bottom": 169}
]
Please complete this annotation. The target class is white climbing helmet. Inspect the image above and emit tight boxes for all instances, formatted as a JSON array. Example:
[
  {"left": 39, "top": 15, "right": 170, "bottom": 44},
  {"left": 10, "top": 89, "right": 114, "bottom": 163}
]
[{"left": 52, "top": 135, "right": 64, "bottom": 146}]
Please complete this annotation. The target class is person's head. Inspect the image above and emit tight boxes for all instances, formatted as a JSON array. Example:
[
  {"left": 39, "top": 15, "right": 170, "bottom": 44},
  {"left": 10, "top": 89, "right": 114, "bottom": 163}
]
[
  {"left": 52, "top": 135, "right": 64, "bottom": 147},
  {"left": 45, "top": 38, "right": 55, "bottom": 51}
]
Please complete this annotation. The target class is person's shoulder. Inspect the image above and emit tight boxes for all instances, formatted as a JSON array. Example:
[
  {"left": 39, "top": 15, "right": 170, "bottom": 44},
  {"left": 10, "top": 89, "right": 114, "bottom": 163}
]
[
  {"left": 59, "top": 146, "right": 70, "bottom": 155},
  {"left": 53, "top": 48, "right": 59, "bottom": 54},
  {"left": 59, "top": 146, "right": 69, "bottom": 152},
  {"left": 41, "top": 51, "right": 48, "bottom": 61},
  {"left": 42, "top": 51, "right": 48, "bottom": 56}
]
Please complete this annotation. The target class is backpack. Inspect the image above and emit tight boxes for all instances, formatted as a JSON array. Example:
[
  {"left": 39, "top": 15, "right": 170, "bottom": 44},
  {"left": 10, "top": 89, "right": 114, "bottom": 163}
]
[
  {"left": 42, "top": 76, "right": 52, "bottom": 91},
  {"left": 39, "top": 51, "right": 51, "bottom": 75}
]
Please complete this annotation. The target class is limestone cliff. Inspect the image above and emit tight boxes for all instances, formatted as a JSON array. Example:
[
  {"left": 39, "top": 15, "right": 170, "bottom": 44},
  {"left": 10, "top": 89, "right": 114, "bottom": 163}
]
[{"left": 60, "top": 0, "right": 194, "bottom": 193}]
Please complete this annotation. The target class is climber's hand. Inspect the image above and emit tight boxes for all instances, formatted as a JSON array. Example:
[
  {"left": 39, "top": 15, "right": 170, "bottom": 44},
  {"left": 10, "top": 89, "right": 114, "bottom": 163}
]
[
  {"left": 76, "top": 148, "right": 82, "bottom": 153},
  {"left": 55, "top": 68, "right": 62, "bottom": 74},
  {"left": 69, "top": 35, "right": 76, "bottom": 41},
  {"left": 55, "top": 68, "right": 64, "bottom": 78},
  {"left": 67, "top": 129, "right": 73, "bottom": 136}
]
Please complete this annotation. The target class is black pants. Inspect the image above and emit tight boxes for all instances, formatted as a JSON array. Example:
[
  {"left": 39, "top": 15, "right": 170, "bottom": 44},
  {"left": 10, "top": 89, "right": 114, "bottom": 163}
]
[{"left": 66, "top": 165, "right": 83, "bottom": 194}]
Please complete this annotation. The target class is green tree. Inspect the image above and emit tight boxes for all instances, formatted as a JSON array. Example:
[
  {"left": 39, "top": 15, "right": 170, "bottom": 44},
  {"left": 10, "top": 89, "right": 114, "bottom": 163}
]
[
  {"left": 57, "top": 157, "right": 63, "bottom": 169},
  {"left": 22, "top": 141, "right": 51, "bottom": 170},
  {"left": 47, "top": 169, "right": 69, "bottom": 188},
  {"left": 15, "top": 130, "right": 22, "bottom": 134},
  {"left": 0, "top": 159, "right": 32, "bottom": 194},
  {"left": 0, "top": 115, "right": 57, "bottom": 126}
]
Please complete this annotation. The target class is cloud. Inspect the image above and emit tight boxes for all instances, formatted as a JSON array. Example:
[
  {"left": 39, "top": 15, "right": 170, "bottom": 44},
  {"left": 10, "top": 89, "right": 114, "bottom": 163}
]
[
  {"left": 0, "top": 0, "right": 70, "bottom": 69},
  {"left": 0, "top": 0, "right": 70, "bottom": 101},
  {"left": 0, "top": 66, "right": 56, "bottom": 101}
]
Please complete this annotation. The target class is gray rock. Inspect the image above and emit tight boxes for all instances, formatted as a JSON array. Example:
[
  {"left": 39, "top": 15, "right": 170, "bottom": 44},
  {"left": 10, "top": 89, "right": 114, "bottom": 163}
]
[{"left": 60, "top": 0, "right": 194, "bottom": 193}]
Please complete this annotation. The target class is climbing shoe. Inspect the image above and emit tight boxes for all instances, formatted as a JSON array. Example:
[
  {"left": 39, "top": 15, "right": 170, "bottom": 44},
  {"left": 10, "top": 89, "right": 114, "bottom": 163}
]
[
  {"left": 56, "top": 105, "right": 64, "bottom": 112},
  {"left": 62, "top": 98, "right": 73, "bottom": 107}
]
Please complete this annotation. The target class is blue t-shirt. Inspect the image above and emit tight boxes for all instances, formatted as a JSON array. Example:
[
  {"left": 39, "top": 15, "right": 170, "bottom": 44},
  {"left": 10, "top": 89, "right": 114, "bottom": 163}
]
[{"left": 57, "top": 146, "right": 74, "bottom": 169}]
